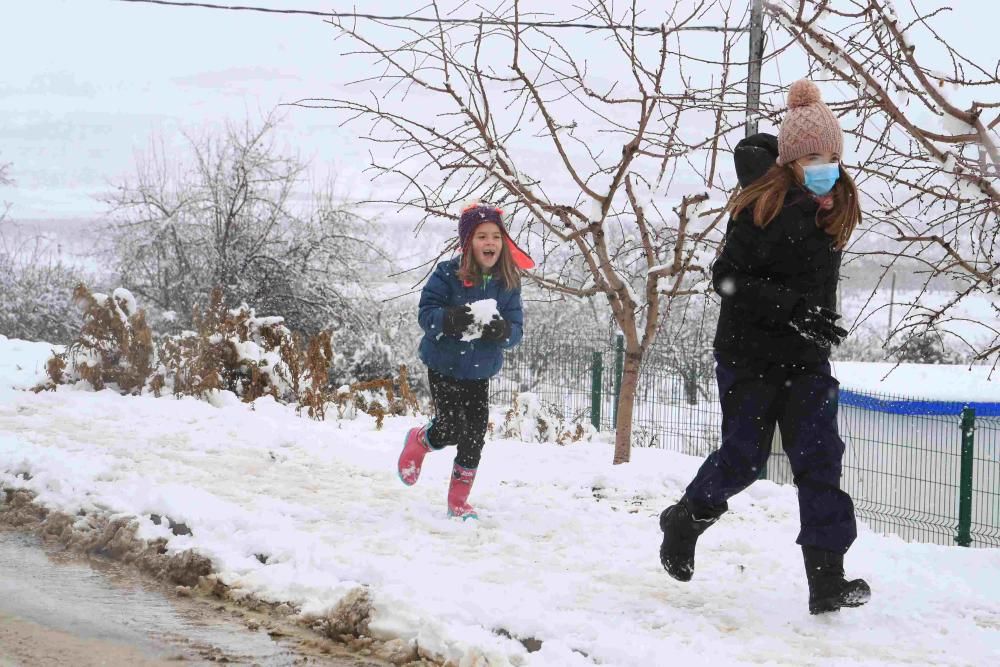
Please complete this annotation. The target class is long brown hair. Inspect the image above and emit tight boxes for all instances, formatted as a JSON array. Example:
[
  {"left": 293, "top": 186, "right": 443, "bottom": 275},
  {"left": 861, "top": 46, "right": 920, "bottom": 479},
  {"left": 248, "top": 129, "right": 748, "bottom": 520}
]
[
  {"left": 728, "top": 163, "right": 861, "bottom": 249},
  {"left": 456, "top": 236, "right": 522, "bottom": 289}
]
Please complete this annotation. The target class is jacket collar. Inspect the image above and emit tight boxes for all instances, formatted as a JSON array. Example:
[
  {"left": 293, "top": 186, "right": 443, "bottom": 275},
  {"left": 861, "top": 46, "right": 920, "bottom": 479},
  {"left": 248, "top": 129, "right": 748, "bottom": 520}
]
[
  {"left": 785, "top": 186, "right": 821, "bottom": 214},
  {"left": 463, "top": 272, "right": 492, "bottom": 289}
]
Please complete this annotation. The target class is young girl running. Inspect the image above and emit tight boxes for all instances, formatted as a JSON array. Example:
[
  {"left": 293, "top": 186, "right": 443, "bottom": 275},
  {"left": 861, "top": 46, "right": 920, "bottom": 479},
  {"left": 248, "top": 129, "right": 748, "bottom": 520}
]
[
  {"left": 658, "top": 80, "right": 872, "bottom": 614},
  {"left": 397, "top": 203, "right": 532, "bottom": 519}
]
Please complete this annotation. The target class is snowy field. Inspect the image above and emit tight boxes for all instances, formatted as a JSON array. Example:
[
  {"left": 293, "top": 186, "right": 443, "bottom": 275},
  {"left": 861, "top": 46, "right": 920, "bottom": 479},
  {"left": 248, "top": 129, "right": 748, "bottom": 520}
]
[
  {"left": 0, "top": 218, "right": 105, "bottom": 274},
  {"left": 1, "top": 335, "right": 999, "bottom": 666}
]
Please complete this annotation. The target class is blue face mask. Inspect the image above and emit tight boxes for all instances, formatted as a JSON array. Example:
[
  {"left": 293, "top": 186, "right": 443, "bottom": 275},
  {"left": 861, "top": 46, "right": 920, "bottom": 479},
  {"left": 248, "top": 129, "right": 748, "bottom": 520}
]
[{"left": 802, "top": 162, "right": 840, "bottom": 196}]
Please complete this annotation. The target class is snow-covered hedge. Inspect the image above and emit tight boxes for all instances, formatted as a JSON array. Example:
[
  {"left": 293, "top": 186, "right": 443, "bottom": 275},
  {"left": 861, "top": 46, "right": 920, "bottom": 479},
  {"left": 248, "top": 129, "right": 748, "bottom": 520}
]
[
  {"left": 38, "top": 285, "right": 422, "bottom": 424},
  {"left": 496, "top": 391, "right": 596, "bottom": 445},
  {"left": 0, "top": 235, "right": 89, "bottom": 344}
]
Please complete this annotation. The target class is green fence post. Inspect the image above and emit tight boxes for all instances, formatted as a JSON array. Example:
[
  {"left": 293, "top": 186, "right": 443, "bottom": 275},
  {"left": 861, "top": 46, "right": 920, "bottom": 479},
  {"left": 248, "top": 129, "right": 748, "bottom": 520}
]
[
  {"left": 590, "top": 351, "right": 603, "bottom": 430},
  {"left": 612, "top": 334, "right": 624, "bottom": 426},
  {"left": 956, "top": 407, "right": 975, "bottom": 547}
]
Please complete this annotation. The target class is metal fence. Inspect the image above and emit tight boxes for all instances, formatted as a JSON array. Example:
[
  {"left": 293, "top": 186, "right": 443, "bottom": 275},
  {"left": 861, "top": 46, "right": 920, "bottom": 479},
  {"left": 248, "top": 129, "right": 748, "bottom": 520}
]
[{"left": 492, "top": 336, "right": 1000, "bottom": 549}]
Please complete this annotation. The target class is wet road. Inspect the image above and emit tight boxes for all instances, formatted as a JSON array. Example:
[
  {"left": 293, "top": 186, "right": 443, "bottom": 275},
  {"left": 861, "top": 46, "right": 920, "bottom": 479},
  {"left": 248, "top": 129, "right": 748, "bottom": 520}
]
[{"left": 0, "top": 529, "right": 386, "bottom": 666}]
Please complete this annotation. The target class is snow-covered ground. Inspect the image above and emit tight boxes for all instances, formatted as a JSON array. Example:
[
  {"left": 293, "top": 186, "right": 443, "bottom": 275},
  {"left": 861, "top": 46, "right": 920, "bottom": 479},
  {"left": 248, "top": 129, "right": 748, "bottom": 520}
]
[
  {"left": 834, "top": 360, "right": 1000, "bottom": 401},
  {"left": 1, "top": 335, "right": 998, "bottom": 666}
]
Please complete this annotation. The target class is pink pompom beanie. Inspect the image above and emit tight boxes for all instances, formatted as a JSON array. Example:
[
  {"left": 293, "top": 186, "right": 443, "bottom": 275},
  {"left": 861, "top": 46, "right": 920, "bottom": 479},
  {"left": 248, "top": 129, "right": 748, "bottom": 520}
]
[{"left": 776, "top": 80, "right": 844, "bottom": 166}]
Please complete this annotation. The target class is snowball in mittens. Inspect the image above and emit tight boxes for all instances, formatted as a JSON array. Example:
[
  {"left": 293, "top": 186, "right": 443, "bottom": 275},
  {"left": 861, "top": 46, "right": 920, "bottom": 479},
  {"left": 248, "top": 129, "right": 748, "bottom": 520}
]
[{"left": 460, "top": 299, "right": 499, "bottom": 341}]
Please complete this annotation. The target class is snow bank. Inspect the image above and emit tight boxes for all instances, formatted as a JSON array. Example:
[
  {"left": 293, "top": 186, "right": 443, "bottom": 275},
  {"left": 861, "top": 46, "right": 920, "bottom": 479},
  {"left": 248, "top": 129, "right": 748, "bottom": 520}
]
[{"left": 835, "top": 360, "right": 1000, "bottom": 402}]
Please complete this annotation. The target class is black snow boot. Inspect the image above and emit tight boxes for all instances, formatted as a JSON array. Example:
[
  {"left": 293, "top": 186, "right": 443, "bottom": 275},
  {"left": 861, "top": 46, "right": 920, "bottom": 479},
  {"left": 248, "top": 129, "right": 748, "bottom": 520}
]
[
  {"left": 659, "top": 496, "right": 726, "bottom": 582},
  {"left": 801, "top": 546, "right": 871, "bottom": 614}
]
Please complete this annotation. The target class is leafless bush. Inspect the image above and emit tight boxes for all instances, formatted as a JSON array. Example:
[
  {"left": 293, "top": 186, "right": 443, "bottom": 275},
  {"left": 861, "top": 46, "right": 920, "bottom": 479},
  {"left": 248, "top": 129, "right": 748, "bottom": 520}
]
[
  {"left": 0, "top": 233, "right": 89, "bottom": 344},
  {"left": 104, "top": 113, "right": 388, "bottom": 338}
]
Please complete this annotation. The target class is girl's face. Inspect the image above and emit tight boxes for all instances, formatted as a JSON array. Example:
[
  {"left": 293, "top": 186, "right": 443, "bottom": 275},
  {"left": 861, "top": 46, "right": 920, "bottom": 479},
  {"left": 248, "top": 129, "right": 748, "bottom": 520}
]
[
  {"left": 794, "top": 151, "right": 840, "bottom": 168},
  {"left": 471, "top": 222, "right": 504, "bottom": 270}
]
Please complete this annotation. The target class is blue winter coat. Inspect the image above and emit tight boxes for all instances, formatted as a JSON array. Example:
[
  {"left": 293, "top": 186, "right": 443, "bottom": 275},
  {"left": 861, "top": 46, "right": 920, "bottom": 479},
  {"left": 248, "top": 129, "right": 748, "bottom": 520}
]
[{"left": 418, "top": 258, "right": 524, "bottom": 380}]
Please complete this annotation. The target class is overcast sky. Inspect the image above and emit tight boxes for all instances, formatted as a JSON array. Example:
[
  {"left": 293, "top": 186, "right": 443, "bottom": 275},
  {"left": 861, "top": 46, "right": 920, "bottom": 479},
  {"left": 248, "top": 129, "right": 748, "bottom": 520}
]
[
  {"left": 0, "top": 0, "right": 993, "bottom": 223},
  {"left": 1, "top": 0, "right": 367, "bottom": 220}
]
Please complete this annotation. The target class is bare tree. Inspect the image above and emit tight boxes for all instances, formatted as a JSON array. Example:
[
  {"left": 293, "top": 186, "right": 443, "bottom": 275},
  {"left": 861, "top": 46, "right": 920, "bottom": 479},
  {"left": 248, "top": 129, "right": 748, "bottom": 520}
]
[
  {"left": 300, "top": 0, "right": 754, "bottom": 463},
  {"left": 763, "top": 0, "right": 1000, "bottom": 366},
  {"left": 104, "top": 114, "right": 388, "bottom": 337}
]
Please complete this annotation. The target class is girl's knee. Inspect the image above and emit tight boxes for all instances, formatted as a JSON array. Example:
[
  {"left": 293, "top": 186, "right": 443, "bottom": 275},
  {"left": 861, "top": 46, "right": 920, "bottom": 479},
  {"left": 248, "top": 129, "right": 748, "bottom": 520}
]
[{"left": 430, "top": 415, "right": 467, "bottom": 447}]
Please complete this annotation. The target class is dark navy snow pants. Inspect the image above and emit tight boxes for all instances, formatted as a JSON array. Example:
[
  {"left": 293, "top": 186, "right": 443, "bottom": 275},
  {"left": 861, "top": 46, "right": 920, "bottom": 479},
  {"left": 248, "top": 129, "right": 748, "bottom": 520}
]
[
  {"left": 426, "top": 368, "right": 489, "bottom": 470},
  {"left": 684, "top": 353, "right": 858, "bottom": 554}
]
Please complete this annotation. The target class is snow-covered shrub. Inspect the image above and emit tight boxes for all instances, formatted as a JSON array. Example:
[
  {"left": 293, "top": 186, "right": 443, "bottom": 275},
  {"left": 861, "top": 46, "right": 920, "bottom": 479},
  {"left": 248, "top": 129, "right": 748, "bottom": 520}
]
[
  {"left": 521, "top": 294, "right": 609, "bottom": 344},
  {"left": 37, "top": 284, "right": 425, "bottom": 426},
  {"left": 151, "top": 288, "right": 422, "bottom": 422},
  {"left": 498, "top": 392, "right": 594, "bottom": 445},
  {"left": 831, "top": 323, "right": 890, "bottom": 362},
  {"left": 892, "top": 331, "right": 964, "bottom": 365},
  {"left": 342, "top": 330, "right": 396, "bottom": 385},
  {"left": 647, "top": 295, "right": 718, "bottom": 404},
  {"left": 832, "top": 323, "right": 968, "bottom": 364},
  {"left": 333, "top": 384, "right": 356, "bottom": 420},
  {"left": 0, "top": 234, "right": 90, "bottom": 344},
  {"left": 151, "top": 287, "right": 301, "bottom": 402},
  {"left": 44, "top": 284, "right": 155, "bottom": 394},
  {"left": 331, "top": 304, "right": 423, "bottom": 390},
  {"left": 350, "top": 371, "right": 422, "bottom": 429},
  {"left": 296, "top": 331, "right": 333, "bottom": 420}
]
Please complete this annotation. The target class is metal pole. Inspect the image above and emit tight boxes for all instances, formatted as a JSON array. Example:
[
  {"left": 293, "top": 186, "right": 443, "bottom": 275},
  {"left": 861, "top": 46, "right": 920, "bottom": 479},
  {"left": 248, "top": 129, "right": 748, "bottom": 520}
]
[
  {"left": 591, "top": 351, "right": 603, "bottom": 430},
  {"left": 746, "top": 0, "right": 765, "bottom": 137},
  {"left": 956, "top": 407, "right": 975, "bottom": 547}
]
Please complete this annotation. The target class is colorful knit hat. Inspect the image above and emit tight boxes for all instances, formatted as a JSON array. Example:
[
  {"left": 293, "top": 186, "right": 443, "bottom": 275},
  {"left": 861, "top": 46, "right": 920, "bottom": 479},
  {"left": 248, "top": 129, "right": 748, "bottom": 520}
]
[
  {"left": 458, "top": 202, "right": 535, "bottom": 270},
  {"left": 776, "top": 80, "right": 844, "bottom": 166}
]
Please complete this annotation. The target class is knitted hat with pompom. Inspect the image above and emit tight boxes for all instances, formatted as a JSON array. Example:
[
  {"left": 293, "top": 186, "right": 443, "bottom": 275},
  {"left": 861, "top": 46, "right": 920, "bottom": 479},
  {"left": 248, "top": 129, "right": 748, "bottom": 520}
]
[
  {"left": 458, "top": 203, "right": 504, "bottom": 250},
  {"left": 776, "top": 80, "right": 844, "bottom": 166},
  {"left": 457, "top": 202, "right": 535, "bottom": 270}
]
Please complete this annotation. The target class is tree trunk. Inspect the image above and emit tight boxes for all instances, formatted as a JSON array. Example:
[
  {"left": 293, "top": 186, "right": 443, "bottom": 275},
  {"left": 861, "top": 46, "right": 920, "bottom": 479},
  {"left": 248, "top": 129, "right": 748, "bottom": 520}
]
[
  {"left": 612, "top": 349, "right": 642, "bottom": 464},
  {"left": 683, "top": 370, "right": 699, "bottom": 406}
]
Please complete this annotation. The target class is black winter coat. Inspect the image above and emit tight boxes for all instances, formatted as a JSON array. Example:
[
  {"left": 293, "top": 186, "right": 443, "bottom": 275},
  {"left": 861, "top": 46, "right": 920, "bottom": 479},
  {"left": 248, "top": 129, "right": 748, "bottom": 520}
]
[{"left": 712, "top": 133, "right": 842, "bottom": 366}]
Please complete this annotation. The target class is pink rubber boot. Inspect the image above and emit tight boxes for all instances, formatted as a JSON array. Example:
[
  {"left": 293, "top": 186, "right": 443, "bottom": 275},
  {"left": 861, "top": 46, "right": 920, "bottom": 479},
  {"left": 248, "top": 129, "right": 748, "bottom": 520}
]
[
  {"left": 398, "top": 423, "right": 434, "bottom": 486},
  {"left": 447, "top": 464, "right": 478, "bottom": 520}
]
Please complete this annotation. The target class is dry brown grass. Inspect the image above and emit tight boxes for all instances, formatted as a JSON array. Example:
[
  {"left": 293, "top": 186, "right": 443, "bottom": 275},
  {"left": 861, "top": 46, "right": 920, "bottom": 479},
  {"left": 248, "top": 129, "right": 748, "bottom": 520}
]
[
  {"left": 297, "top": 330, "right": 333, "bottom": 420},
  {"left": 42, "top": 284, "right": 156, "bottom": 394},
  {"left": 37, "top": 285, "right": 422, "bottom": 427}
]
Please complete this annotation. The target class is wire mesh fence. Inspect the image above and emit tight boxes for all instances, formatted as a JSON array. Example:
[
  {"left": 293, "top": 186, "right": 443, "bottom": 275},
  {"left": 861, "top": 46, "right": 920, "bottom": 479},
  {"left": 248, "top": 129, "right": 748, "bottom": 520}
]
[
  {"left": 969, "top": 416, "right": 1000, "bottom": 547},
  {"left": 489, "top": 338, "right": 612, "bottom": 428},
  {"left": 762, "top": 401, "right": 985, "bottom": 546},
  {"left": 492, "top": 336, "right": 1000, "bottom": 548}
]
